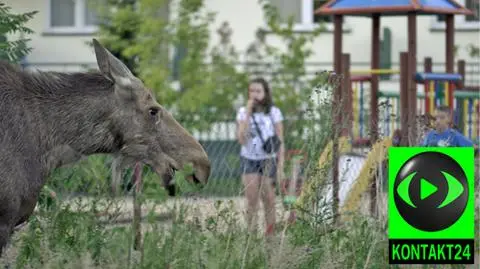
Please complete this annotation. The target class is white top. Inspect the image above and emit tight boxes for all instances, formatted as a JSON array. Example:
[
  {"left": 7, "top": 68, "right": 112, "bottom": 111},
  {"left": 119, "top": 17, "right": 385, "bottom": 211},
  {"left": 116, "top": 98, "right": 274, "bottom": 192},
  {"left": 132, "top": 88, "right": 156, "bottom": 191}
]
[{"left": 236, "top": 106, "right": 284, "bottom": 160}]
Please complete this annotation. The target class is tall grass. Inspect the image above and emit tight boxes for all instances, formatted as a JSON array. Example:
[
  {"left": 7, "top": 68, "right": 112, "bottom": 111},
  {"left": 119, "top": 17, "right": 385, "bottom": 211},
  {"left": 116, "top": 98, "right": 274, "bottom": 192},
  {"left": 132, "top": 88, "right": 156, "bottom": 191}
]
[
  {"left": 4, "top": 191, "right": 477, "bottom": 268},
  {"left": 3, "top": 190, "right": 393, "bottom": 269}
]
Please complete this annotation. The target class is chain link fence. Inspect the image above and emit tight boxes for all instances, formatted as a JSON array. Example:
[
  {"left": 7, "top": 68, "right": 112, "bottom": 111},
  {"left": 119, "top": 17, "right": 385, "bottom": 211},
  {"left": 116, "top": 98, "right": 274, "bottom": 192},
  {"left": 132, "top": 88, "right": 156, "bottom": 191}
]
[
  {"left": 35, "top": 60, "right": 478, "bottom": 222},
  {"left": 45, "top": 95, "right": 338, "bottom": 200}
]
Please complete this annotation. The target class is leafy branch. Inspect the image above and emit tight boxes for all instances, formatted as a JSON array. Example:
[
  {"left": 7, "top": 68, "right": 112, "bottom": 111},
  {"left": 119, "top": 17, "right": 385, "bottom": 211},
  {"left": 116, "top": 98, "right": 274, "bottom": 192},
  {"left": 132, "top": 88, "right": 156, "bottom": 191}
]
[{"left": 0, "top": 2, "right": 37, "bottom": 63}]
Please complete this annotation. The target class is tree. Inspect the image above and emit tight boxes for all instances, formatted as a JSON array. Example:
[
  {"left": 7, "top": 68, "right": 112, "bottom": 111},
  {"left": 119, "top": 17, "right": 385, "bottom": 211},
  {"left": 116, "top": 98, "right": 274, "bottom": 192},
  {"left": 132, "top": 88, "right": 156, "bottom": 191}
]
[
  {"left": 0, "top": 2, "right": 37, "bottom": 63},
  {"left": 126, "top": 0, "right": 248, "bottom": 131},
  {"left": 90, "top": 0, "right": 333, "bottom": 140},
  {"left": 88, "top": 0, "right": 142, "bottom": 74},
  {"left": 208, "top": 22, "right": 249, "bottom": 121},
  {"left": 255, "top": 0, "right": 332, "bottom": 152}
]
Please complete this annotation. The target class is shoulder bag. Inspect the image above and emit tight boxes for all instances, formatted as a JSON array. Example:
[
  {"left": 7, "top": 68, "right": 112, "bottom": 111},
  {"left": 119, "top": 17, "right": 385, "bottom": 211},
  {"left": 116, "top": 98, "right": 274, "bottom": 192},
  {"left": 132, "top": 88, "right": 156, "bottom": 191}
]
[{"left": 251, "top": 112, "right": 282, "bottom": 154}]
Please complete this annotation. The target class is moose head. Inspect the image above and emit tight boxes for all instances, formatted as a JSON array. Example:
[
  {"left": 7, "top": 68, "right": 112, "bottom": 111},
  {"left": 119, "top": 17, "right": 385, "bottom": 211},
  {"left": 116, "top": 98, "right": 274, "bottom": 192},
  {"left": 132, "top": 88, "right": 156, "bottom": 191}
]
[{"left": 91, "top": 39, "right": 210, "bottom": 187}]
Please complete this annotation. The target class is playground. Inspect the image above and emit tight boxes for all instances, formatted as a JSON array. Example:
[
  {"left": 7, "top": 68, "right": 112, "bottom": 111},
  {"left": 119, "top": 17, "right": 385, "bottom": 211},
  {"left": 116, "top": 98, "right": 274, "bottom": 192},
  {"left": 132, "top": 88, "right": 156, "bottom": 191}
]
[{"left": 294, "top": 0, "right": 480, "bottom": 224}]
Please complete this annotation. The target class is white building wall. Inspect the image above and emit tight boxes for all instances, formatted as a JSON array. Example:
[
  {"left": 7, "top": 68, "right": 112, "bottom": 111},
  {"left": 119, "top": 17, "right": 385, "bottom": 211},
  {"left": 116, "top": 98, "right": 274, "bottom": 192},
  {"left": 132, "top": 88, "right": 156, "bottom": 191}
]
[
  {"left": 4, "top": 0, "right": 479, "bottom": 68},
  {"left": 4, "top": 0, "right": 97, "bottom": 69}
]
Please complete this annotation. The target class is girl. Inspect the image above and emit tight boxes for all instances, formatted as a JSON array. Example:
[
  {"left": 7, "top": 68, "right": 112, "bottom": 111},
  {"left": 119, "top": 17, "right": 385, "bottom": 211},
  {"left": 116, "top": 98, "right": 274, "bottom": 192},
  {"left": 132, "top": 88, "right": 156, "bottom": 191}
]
[{"left": 236, "top": 77, "right": 284, "bottom": 236}]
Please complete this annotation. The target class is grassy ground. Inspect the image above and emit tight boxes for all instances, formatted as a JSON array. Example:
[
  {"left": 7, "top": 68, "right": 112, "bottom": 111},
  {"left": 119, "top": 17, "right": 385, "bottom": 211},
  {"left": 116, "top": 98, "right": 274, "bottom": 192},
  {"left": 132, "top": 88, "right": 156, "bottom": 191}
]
[
  {"left": 0, "top": 160, "right": 477, "bottom": 268},
  {"left": 1, "top": 191, "right": 477, "bottom": 269},
  {"left": 0, "top": 195, "right": 380, "bottom": 269}
]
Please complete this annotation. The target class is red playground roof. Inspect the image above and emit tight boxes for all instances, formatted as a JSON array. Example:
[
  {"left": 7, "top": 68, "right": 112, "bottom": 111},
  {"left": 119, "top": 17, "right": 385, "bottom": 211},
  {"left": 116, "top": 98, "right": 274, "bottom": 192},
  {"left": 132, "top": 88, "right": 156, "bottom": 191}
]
[{"left": 316, "top": 0, "right": 474, "bottom": 16}]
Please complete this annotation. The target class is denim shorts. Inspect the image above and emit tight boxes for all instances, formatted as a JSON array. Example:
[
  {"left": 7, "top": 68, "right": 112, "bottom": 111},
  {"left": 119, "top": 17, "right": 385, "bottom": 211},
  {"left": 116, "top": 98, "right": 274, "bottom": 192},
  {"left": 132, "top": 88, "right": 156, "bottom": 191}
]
[{"left": 240, "top": 157, "right": 277, "bottom": 180}]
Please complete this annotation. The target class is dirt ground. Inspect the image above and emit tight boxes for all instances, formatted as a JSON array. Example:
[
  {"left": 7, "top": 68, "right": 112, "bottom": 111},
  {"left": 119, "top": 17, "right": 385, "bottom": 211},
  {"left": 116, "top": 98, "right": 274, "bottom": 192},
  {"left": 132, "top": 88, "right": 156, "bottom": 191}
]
[
  {"left": 58, "top": 195, "right": 293, "bottom": 232},
  {"left": 9, "top": 195, "right": 294, "bottom": 236},
  {"left": 0, "top": 196, "right": 295, "bottom": 267}
]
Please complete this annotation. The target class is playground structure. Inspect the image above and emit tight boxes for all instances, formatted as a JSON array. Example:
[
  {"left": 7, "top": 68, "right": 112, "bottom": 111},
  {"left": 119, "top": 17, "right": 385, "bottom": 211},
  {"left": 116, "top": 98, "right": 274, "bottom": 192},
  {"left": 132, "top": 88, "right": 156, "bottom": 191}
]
[
  {"left": 328, "top": 55, "right": 479, "bottom": 217},
  {"left": 295, "top": 0, "right": 479, "bottom": 221},
  {"left": 350, "top": 58, "right": 479, "bottom": 144}
]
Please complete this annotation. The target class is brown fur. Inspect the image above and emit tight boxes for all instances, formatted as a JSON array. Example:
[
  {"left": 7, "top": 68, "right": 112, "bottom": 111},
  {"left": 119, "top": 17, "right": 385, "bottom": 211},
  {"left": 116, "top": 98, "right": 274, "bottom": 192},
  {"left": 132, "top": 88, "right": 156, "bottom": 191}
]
[{"left": 0, "top": 39, "right": 210, "bottom": 256}]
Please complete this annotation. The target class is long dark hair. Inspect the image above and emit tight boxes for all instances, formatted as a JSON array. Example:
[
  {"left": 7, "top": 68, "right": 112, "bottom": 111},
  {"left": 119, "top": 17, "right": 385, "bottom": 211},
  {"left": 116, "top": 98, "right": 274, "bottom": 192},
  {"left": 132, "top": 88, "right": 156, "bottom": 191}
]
[{"left": 248, "top": 77, "right": 273, "bottom": 113}]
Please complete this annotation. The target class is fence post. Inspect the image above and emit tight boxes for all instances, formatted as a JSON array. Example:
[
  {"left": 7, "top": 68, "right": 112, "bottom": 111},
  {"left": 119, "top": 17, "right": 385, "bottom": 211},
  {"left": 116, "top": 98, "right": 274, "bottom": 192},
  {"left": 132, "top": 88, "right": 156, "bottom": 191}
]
[
  {"left": 371, "top": 14, "right": 380, "bottom": 218},
  {"left": 457, "top": 59, "right": 466, "bottom": 89},
  {"left": 424, "top": 57, "right": 432, "bottom": 115},
  {"left": 407, "top": 14, "right": 418, "bottom": 146},
  {"left": 331, "top": 72, "right": 341, "bottom": 224},
  {"left": 379, "top": 27, "right": 392, "bottom": 81},
  {"left": 424, "top": 57, "right": 432, "bottom": 73},
  {"left": 132, "top": 162, "right": 143, "bottom": 251},
  {"left": 400, "top": 52, "right": 409, "bottom": 146},
  {"left": 371, "top": 14, "right": 380, "bottom": 146},
  {"left": 457, "top": 59, "right": 467, "bottom": 132},
  {"left": 342, "top": 54, "right": 352, "bottom": 137}
]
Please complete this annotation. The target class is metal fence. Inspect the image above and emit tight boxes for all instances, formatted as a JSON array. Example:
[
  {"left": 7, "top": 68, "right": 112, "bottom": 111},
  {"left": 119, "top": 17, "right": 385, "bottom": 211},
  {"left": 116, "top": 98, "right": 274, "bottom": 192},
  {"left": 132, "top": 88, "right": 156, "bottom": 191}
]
[
  {"left": 196, "top": 118, "right": 332, "bottom": 181},
  {"left": 199, "top": 140, "right": 241, "bottom": 180}
]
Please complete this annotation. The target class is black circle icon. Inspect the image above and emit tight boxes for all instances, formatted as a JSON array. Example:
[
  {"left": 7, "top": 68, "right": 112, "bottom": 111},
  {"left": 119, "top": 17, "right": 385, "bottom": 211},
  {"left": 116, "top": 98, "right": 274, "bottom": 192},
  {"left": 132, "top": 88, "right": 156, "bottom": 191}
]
[{"left": 393, "top": 151, "right": 469, "bottom": 232}]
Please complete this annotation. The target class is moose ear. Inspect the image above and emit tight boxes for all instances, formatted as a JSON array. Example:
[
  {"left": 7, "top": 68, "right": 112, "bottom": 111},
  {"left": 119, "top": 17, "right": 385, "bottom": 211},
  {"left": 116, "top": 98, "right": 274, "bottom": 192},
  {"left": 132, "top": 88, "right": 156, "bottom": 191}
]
[{"left": 92, "top": 38, "right": 134, "bottom": 85}]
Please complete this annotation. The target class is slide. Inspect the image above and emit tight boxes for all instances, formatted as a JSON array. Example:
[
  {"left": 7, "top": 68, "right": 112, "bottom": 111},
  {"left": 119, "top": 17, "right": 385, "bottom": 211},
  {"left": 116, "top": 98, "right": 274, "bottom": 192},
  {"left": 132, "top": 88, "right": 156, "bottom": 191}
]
[
  {"left": 341, "top": 137, "right": 392, "bottom": 214},
  {"left": 295, "top": 136, "right": 352, "bottom": 209},
  {"left": 296, "top": 137, "right": 392, "bottom": 217}
]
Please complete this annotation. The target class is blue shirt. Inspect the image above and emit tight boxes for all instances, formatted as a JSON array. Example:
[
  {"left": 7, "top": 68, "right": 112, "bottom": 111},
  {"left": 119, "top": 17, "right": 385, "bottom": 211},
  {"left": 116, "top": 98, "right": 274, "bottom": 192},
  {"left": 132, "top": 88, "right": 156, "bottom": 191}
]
[{"left": 421, "top": 128, "right": 474, "bottom": 147}]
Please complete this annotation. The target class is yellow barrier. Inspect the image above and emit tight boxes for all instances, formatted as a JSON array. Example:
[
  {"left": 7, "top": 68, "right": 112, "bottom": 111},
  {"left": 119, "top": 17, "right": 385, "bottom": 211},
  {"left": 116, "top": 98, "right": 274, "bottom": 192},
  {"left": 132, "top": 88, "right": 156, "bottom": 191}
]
[
  {"left": 340, "top": 137, "right": 392, "bottom": 216},
  {"left": 295, "top": 136, "right": 352, "bottom": 210},
  {"left": 350, "top": 69, "right": 400, "bottom": 75}
]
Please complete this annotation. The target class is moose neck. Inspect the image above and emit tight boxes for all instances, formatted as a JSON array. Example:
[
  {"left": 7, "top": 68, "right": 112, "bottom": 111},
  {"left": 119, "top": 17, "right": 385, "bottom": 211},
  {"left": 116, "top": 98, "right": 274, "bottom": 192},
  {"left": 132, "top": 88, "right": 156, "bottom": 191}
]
[
  {"left": 46, "top": 95, "right": 120, "bottom": 155},
  {"left": 32, "top": 72, "right": 123, "bottom": 156}
]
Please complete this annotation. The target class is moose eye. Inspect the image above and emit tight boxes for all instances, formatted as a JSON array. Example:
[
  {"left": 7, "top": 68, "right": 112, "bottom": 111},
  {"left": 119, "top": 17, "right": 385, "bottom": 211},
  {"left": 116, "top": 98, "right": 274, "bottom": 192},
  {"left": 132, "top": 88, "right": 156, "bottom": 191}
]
[{"left": 148, "top": 107, "right": 159, "bottom": 117}]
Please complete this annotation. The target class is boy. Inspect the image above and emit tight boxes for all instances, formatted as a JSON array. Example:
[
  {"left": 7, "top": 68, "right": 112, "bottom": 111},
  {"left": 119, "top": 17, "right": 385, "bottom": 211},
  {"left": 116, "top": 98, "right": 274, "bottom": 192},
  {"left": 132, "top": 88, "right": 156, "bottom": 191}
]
[{"left": 421, "top": 105, "right": 474, "bottom": 147}]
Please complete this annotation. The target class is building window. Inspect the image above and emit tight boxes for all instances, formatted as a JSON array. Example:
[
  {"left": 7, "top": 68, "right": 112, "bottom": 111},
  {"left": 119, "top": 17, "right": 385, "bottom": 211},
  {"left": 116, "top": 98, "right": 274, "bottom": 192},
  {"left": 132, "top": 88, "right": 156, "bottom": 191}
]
[
  {"left": 433, "top": 0, "right": 479, "bottom": 30},
  {"left": 465, "top": 0, "right": 480, "bottom": 22},
  {"left": 47, "top": 0, "right": 98, "bottom": 34},
  {"left": 268, "top": 0, "right": 339, "bottom": 31}
]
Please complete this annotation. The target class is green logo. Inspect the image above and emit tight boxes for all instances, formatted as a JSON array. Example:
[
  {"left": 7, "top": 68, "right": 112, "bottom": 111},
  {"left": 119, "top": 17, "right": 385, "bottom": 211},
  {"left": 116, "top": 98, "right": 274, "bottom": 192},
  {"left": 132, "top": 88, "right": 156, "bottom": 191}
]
[
  {"left": 388, "top": 147, "right": 475, "bottom": 264},
  {"left": 397, "top": 171, "right": 465, "bottom": 210}
]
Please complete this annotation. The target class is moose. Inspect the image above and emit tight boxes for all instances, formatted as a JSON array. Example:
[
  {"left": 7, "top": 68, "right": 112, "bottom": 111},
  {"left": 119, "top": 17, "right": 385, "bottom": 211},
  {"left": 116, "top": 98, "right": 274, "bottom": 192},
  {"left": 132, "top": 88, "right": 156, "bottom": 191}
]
[{"left": 0, "top": 39, "right": 210, "bottom": 256}]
